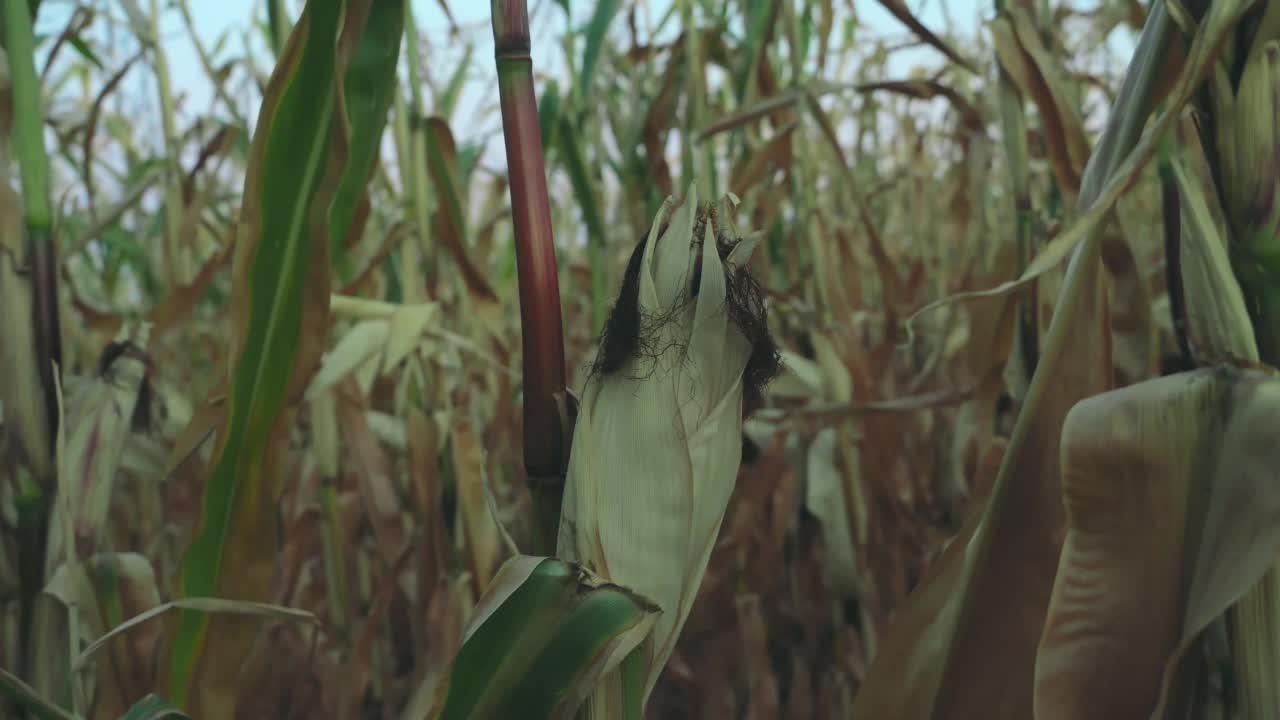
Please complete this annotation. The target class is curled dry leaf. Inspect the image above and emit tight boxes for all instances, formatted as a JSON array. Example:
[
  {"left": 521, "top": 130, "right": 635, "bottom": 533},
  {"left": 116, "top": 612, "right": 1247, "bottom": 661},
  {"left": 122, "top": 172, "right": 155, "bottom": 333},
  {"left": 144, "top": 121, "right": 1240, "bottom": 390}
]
[
  {"left": 450, "top": 416, "right": 503, "bottom": 597},
  {"left": 990, "top": 6, "right": 1090, "bottom": 194},
  {"left": 805, "top": 428, "right": 860, "bottom": 596},
  {"left": 1036, "top": 365, "right": 1280, "bottom": 719},
  {"left": 47, "top": 322, "right": 151, "bottom": 565},
  {"left": 43, "top": 553, "right": 162, "bottom": 719},
  {"left": 335, "top": 377, "right": 409, "bottom": 563}
]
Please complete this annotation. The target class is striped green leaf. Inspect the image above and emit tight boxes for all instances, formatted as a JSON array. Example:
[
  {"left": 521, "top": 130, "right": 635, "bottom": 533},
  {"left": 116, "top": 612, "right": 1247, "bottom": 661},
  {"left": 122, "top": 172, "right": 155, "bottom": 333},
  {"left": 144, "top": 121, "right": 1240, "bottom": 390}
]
[
  {"left": 165, "top": 1, "right": 375, "bottom": 713},
  {"left": 330, "top": 0, "right": 405, "bottom": 279},
  {"left": 431, "top": 556, "right": 659, "bottom": 720}
]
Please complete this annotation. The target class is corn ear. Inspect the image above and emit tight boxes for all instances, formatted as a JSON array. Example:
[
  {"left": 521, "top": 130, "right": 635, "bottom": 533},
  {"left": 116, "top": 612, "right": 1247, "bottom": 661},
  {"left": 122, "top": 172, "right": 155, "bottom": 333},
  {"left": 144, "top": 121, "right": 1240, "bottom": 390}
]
[{"left": 557, "top": 183, "right": 776, "bottom": 709}]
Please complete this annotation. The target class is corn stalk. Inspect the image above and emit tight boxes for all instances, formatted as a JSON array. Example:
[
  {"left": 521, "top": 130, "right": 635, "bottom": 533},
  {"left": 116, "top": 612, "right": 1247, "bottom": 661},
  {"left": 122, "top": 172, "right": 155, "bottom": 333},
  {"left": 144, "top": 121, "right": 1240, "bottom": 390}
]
[
  {"left": 1192, "top": 1, "right": 1280, "bottom": 713},
  {"left": 491, "top": 0, "right": 571, "bottom": 556},
  {"left": 1, "top": 0, "right": 63, "bottom": 692}
]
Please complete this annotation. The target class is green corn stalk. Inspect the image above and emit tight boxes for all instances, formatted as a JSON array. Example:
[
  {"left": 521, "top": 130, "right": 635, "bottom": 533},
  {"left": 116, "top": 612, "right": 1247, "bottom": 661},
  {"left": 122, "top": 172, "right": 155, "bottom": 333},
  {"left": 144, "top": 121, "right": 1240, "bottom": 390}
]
[
  {"left": 402, "top": 3, "right": 437, "bottom": 299},
  {"left": 131, "top": 0, "right": 188, "bottom": 286},
  {"left": 1, "top": 0, "right": 63, "bottom": 689}
]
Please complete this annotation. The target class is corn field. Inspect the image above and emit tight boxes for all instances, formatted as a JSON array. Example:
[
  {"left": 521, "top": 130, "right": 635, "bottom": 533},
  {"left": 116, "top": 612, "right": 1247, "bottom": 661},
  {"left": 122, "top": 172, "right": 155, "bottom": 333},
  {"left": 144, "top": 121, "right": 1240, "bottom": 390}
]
[{"left": 3, "top": 0, "right": 1280, "bottom": 717}]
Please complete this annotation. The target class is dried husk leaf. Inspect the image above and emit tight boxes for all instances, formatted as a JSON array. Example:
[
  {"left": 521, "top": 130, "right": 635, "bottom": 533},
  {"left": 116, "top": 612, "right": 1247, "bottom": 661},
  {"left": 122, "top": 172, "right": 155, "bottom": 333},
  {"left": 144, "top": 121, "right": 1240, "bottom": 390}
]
[
  {"left": 1035, "top": 366, "right": 1280, "bottom": 719},
  {"left": 45, "top": 322, "right": 151, "bottom": 567},
  {"left": 452, "top": 416, "right": 503, "bottom": 597},
  {"left": 1168, "top": 152, "right": 1258, "bottom": 363}
]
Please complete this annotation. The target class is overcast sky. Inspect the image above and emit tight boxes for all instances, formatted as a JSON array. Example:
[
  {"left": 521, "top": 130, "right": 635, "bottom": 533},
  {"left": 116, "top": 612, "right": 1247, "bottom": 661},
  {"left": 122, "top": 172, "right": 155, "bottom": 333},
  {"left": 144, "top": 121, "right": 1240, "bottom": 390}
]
[
  {"left": 29, "top": 0, "right": 1138, "bottom": 187},
  {"left": 33, "top": 0, "right": 1002, "bottom": 135}
]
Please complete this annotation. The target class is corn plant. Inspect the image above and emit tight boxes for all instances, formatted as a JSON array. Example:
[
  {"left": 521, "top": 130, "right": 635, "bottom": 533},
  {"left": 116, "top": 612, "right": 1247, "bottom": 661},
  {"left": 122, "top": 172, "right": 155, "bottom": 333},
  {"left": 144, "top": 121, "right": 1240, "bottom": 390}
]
[{"left": 13, "top": 0, "right": 1280, "bottom": 718}]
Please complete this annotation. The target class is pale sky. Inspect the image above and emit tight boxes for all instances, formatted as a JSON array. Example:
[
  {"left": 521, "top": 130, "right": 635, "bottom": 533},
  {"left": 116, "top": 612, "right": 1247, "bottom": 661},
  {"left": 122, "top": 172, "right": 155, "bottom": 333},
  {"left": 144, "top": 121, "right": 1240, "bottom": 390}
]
[
  {"left": 33, "top": 0, "right": 1007, "bottom": 144},
  {"left": 30, "top": 0, "right": 1137, "bottom": 193}
]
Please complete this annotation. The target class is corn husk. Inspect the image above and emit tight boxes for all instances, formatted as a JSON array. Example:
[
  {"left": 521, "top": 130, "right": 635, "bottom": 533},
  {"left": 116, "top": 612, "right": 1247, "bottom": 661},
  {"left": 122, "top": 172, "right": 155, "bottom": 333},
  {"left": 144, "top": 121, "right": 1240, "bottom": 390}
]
[{"left": 556, "top": 184, "right": 763, "bottom": 706}]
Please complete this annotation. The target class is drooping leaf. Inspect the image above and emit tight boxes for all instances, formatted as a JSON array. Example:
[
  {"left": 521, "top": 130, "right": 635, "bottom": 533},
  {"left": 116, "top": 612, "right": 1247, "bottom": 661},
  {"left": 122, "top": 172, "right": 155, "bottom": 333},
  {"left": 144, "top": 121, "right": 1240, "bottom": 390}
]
[
  {"left": 852, "top": 2, "right": 1222, "bottom": 716},
  {"left": 0, "top": 666, "right": 74, "bottom": 720},
  {"left": 42, "top": 553, "right": 162, "bottom": 717},
  {"left": 430, "top": 556, "right": 660, "bottom": 720},
  {"left": 84, "top": 598, "right": 318, "bottom": 674},
  {"left": 874, "top": 0, "right": 978, "bottom": 73},
  {"left": 908, "top": 0, "right": 1246, "bottom": 320},
  {"left": 424, "top": 116, "right": 498, "bottom": 301},
  {"left": 118, "top": 694, "right": 191, "bottom": 720},
  {"left": 991, "top": 6, "right": 1091, "bottom": 194},
  {"left": 1037, "top": 366, "right": 1280, "bottom": 719}
]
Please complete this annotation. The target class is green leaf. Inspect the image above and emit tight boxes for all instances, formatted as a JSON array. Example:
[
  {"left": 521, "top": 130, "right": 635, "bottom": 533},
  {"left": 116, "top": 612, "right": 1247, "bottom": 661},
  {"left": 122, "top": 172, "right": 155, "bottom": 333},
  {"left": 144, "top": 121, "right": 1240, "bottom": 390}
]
[
  {"left": 0, "top": 667, "right": 74, "bottom": 720},
  {"left": 555, "top": 114, "right": 608, "bottom": 330},
  {"left": 330, "top": 0, "right": 406, "bottom": 280},
  {"left": 458, "top": 144, "right": 482, "bottom": 186},
  {"left": 266, "top": 0, "right": 293, "bottom": 56},
  {"left": 439, "top": 42, "right": 475, "bottom": 120},
  {"left": 3, "top": 0, "right": 53, "bottom": 231},
  {"left": 538, "top": 78, "right": 562, "bottom": 155},
  {"left": 734, "top": 0, "right": 775, "bottom": 99},
  {"left": 67, "top": 34, "right": 104, "bottom": 70},
  {"left": 578, "top": 0, "right": 623, "bottom": 101},
  {"left": 165, "top": 0, "right": 363, "bottom": 713},
  {"left": 119, "top": 694, "right": 192, "bottom": 720},
  {"left": 432, "top": 556, "right": 660, "bottom": 720}
]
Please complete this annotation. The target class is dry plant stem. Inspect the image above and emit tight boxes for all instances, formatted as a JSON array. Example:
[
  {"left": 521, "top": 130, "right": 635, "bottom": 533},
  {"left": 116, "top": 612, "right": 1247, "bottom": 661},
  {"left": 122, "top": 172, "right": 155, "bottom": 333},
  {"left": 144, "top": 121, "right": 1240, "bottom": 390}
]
[
  {"left": 391, "top": 90, "right": 428, "bottom": 304},
  {"left": 146, "top": 0, "right": 187, "bottom": 285},
  {"left": 1157, "top": 151, "right": 1194, "bottom": 368},
  {"left": 403, "top": 5, "right": 437, "bottom": 294},
  {"left": 990, "top": 0, "right": 1040, "bottom": 380},
  {"left": 492, "top": 0, "right": 570, "bottom": 555},
  {"left": 937, "top": 0, "right": 1181, "bottom": 710},
  {"left": 993, "top": 1, "right": 1041, "bottom": 382},
  {"left": 3, "top": 0, "right": 62, "bottom": 461}
]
